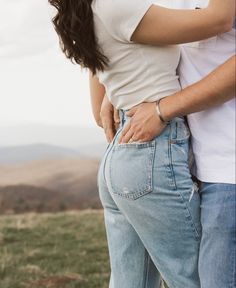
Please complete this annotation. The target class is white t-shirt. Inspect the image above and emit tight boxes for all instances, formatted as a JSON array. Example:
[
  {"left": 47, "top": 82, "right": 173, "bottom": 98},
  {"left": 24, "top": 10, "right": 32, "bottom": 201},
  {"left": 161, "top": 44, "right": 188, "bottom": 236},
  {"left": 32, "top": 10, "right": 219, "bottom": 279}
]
[
  {"left": 178, "top": 0, "right": 236, "bottom": 184},
  {"left": 92, "top": 0, "right": 181, "bottom": 110}
]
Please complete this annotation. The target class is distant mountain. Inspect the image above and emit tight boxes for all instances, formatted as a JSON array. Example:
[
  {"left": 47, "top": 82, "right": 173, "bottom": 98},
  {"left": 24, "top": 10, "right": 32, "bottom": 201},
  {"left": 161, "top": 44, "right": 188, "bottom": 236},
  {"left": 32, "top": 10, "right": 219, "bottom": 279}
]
[
  {"left": 0, "top": 183, "right": 102, "bottom": 214},
  {"left": 0, "top": 124, "right": 107, "bottom": 159},
  {"left": 0, "top": 124, "right": 106, "bottom": 148},
  {"left": 0, "top": 157, "right": 100, "bottom": 187},
  {"left": 0, "top": 144, "right": 81, "bottom": 165},
  {"left": 79, "top": 143, "right": 108, "bottom": 158},
  {"left": 0, "top": 158, "right": 102, "bottom": 213}
]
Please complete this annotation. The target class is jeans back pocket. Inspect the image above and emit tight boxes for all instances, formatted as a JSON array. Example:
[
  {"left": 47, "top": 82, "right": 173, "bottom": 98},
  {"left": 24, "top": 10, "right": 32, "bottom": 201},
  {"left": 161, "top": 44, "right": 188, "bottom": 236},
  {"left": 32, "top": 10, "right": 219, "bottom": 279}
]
[{"left": 108, "top": 141, "right": 155, "bottom": 200}]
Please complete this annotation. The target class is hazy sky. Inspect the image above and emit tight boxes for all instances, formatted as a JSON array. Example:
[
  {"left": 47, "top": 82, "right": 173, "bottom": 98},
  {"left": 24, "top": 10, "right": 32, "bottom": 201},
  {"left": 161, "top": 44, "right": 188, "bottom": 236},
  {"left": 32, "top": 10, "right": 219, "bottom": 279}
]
[{"left": 0, "top": 0, "right": 95, "bottom": 127}]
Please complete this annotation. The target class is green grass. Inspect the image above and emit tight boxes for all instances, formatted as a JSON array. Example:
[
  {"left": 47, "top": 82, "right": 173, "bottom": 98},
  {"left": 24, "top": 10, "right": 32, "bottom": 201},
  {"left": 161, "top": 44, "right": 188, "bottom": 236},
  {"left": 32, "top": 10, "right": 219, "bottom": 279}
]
[
  {"left": 0, "top": 211, "right": 168, "bottom": 288},
  {"left": 0, "top": 211, "right": 110, "bottom": 288}
]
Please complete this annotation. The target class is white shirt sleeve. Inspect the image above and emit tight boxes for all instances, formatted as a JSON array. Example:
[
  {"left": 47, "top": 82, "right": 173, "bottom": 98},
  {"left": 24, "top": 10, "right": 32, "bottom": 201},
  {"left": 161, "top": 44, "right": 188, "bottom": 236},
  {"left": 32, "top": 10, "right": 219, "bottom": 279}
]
[{"left": 92, "top": 0, "right": 153, "bottom": 42}]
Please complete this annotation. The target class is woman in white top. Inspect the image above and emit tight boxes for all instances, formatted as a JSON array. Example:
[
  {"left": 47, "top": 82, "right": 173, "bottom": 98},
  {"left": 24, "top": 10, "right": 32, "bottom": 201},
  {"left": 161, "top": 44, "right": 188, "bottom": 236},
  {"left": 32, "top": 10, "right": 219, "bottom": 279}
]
[{"left": 48, "top": 0, "right": 234, "bottom": 287}]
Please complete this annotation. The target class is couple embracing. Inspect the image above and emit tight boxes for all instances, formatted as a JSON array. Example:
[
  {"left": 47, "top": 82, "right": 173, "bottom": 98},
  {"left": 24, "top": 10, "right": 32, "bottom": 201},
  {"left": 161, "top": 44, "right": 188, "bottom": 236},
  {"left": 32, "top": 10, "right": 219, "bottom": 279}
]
[{"left": 49, "top": 0, "right": 235, "bottom": 287}]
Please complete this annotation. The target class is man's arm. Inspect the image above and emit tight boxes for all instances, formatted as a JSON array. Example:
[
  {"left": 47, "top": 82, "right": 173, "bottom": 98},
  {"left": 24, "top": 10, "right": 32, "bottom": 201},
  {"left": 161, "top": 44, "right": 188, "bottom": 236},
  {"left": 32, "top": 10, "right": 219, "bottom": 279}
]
[
  {"left": 159, "top": 56, "right": 236, "bottom": 121},
  {"left": 120, "top": 56, "right": 236, "bottom": 143},
  {"left": 132, "top": 0, "right": 235, "bottom": 45}
]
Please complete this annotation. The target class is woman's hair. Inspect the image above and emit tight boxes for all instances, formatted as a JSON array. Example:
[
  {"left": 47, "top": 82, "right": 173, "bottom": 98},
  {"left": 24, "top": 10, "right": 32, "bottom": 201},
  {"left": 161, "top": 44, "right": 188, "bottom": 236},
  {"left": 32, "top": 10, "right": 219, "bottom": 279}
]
[{"left": 48, "top": 0, "right": 108, "bottom": 74}]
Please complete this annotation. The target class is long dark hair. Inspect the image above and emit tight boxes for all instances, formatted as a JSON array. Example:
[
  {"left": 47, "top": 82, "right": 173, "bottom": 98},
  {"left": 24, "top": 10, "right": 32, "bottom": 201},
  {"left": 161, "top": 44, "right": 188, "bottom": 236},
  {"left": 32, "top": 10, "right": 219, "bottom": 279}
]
[{"left": 48, "top": 0, "right": 108, "bottom": 74}]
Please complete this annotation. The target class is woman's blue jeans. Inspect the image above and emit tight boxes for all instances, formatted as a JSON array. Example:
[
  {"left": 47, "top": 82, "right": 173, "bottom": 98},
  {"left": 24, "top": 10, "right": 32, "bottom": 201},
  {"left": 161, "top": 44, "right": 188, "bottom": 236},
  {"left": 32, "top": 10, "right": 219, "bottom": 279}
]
[{"left": 97, "top": 110, "right": 201, "bottom": 288}]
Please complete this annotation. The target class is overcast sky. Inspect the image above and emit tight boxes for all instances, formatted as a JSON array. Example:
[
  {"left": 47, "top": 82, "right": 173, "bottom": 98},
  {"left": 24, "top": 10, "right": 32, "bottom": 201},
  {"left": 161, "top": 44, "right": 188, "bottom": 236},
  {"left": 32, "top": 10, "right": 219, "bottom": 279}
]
[{"left": 0, "top": 0, "right": 95, "bottom": 127}]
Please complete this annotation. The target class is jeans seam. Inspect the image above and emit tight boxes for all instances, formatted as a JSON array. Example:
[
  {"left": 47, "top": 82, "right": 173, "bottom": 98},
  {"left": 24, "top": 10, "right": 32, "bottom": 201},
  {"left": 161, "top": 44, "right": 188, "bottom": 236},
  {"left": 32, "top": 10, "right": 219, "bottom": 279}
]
[
  {"left": 182, "top": 196, "right": 201, "bottom": 241},
  {"left": 168, "top": 126, "right": 177, "bottom": 189},
  {"left": 175, "top": 184, "right": 201, "bottom": 241},
  {"left": 170, "top": 154, "right": 201, "bottom": 240},
  {"left": 168, "top": 124, "right": 200, "bottom": 240},
  {"left": 230, "top": 231, "right": 236, "bottom": 288},
  {"left": 234, "top": 241, "right": 236, "bottom": 288},
  {"left": 102, "top": 128, "right": 122, "bottom": 185},
  {"left": 144, "top": 250, "right": 149, "bottom": 288}
]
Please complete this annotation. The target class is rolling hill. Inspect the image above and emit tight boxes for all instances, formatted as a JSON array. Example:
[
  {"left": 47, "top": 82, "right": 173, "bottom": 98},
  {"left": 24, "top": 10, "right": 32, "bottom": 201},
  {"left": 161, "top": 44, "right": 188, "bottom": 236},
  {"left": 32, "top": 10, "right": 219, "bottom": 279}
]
[
  {"left": 0, "top": 144, "right": 80, "bottom": 165},
  {"left": 0, "top": 157, "right": 102, "bottom": 214}
]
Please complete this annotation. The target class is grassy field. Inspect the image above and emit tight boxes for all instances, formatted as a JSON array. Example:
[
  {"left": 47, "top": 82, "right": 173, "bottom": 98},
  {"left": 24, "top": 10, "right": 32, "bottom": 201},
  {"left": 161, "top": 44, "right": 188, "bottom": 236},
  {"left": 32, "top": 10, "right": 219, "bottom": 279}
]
[
  {"left": 0, "top": 211, "right": 110, "bottom": 288},
  {"left": 0, "top": 210, "right": 167, "bottom": 288}
]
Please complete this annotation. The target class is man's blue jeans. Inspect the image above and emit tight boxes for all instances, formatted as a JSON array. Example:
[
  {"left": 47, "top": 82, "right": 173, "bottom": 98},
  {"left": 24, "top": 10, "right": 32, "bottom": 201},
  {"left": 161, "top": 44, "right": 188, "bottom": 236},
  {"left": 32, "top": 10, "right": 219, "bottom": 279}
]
[
  {"left": 199, "top": 182, "right": 236, "bottom": 288},
  {"left": 97, "top": 110, "right": 201, "bottom": 288}
]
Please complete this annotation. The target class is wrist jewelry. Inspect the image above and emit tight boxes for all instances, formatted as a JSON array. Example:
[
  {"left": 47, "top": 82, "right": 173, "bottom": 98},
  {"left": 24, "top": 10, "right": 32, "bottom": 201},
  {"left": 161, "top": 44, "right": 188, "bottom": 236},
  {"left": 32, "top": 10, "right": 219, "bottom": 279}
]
[{"left": 156, "top": 99, "right": 171, "bottom": 125}]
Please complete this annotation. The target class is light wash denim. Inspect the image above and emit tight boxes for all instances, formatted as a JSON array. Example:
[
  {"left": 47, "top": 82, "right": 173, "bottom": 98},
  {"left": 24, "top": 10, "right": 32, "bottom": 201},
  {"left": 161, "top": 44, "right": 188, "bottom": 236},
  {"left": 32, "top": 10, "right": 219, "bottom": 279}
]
[
  {"left": 97, "top": 110, "right": 201, "bottom": 288},
  {"left": 199, "top": 182, "right": 236, "bottom": 288}
]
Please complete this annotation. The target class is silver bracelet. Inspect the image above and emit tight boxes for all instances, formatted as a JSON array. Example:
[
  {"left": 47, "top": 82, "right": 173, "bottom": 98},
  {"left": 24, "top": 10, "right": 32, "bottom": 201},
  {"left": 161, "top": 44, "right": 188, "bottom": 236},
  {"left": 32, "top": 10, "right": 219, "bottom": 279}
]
[{"left": 156, "top": 99, "right": 171, "bottom": 125}]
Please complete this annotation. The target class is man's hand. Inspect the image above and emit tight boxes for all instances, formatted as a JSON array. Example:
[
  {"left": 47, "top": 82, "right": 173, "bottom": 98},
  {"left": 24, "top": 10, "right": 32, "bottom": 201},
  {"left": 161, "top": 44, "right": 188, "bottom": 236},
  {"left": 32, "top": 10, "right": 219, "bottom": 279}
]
[
  {"left": 119, "top": 102, "right": 166, "bottom": 144},
  {"left": 100, "top": 95, "right": 120, "bottom": 143}
]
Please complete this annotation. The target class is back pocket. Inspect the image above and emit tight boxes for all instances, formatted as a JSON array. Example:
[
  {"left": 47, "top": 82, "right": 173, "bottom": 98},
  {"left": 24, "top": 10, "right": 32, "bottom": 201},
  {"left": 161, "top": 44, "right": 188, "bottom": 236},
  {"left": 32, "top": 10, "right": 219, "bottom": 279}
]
[{"left": 108, "top": 141, "right": 155, "bottom": 200}]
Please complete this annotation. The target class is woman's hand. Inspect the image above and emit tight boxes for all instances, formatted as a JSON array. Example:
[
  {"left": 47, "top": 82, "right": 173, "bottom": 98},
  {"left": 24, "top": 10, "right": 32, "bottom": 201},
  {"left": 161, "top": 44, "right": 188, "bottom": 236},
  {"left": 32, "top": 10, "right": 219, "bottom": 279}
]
[
  {"left": 119, "top": 102, "right": 166, "bottom": 144},
  {"left": 100, "top": 95, "right": 120, "bottom": 143}
]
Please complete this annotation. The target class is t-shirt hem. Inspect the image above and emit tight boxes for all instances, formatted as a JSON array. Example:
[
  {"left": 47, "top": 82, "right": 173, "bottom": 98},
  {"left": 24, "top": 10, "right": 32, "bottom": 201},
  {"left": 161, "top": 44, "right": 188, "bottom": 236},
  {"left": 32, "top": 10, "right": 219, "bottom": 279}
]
[{"left": 114, "top": 88, "right": 180, "bottom": 110}]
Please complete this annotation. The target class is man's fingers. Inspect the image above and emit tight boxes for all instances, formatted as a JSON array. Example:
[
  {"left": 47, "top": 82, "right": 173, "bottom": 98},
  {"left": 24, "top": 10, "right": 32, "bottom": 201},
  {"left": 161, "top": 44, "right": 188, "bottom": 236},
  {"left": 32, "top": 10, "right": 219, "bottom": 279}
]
[
  {"left": 126, "top": 106, "right": 138, "bottom": 117},
  {"left": 120, "top": 129, "right": 135, "bottom": 144},
  {"left": 119, "top": 121, "right": 131, "bottom": 143}
]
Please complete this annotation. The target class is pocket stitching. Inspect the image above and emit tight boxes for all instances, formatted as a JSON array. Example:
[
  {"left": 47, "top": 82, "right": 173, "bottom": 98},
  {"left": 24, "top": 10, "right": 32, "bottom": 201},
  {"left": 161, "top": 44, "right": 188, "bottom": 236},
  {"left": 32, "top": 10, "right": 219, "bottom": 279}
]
[
  {"left": 178, "top": 192, "right": 201, "bottom": 241},
  {"left": 109, "top": 141, "right": 155, "bottom": 200},
  {"left": 113, "top": 141, "right": 155, "bottom": 150}
]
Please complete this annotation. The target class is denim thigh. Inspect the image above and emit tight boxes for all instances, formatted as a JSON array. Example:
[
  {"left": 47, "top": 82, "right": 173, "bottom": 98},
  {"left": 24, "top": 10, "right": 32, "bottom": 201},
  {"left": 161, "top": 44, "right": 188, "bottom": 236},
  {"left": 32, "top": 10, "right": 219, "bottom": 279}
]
[
  {"left": 199, "top": 183, "right": 236, "bottom": 288},
  {"left": 97, "top": 146, "right": 162, "bottom": 288}
]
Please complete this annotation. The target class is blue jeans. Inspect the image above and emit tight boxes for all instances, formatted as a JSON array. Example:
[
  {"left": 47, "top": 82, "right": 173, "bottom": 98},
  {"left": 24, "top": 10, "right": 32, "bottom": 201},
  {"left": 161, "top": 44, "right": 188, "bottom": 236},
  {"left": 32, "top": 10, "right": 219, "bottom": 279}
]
[
  {"left": 199, "top": 182, "right": 236, "bottom": 288},
  {"left": 97, "top": 110, "right": 201, "bottom": 288}
]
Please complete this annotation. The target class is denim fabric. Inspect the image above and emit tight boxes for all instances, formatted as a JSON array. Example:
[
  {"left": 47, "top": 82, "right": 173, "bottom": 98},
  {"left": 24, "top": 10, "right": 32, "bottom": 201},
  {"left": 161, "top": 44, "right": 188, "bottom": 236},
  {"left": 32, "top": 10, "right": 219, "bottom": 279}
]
[
  {"left": 199, "top": 183, "right": 236, "bottom": 288},
  {"left": 97, "top": 110, "right": 201, "bottom": 288}
]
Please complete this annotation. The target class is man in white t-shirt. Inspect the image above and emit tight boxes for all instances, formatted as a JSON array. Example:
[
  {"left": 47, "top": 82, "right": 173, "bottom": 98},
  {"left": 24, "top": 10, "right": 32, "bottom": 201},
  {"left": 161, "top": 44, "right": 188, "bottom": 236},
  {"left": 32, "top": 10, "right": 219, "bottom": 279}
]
[
  {"left": 100, "top": 2, "right": 235, "bottom": 287},
  {"left": 170, "top": 2, "right": 235, "bottom": 287}
]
